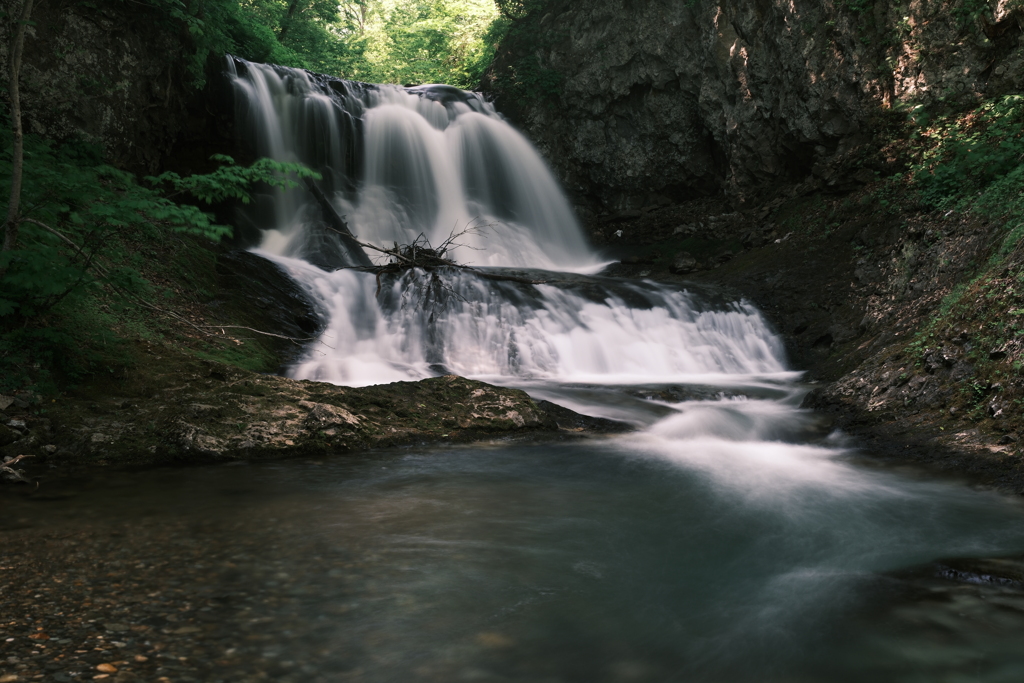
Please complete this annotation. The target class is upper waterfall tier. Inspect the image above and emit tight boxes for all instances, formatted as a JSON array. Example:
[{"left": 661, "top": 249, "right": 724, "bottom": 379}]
[{"left": 225, "top": 57, "right": 599, "bottom": 272}]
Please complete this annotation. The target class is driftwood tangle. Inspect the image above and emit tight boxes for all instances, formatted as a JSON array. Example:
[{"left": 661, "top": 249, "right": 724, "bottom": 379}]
[{"left": 302, "top": 179, "right": 551, "bottom": 289}]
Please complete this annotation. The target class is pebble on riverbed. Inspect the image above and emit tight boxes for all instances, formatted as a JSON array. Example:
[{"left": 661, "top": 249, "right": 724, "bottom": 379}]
[{"left": 0, "top": 511, "right": 363, "bottom": 682}]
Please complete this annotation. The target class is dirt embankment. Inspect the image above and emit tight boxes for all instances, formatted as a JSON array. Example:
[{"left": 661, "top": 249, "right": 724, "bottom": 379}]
[{"left": 590, "top": 184, "right": 1024, "bottom": 494}]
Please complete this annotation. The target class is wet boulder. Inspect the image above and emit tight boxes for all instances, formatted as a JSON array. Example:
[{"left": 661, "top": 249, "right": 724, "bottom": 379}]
[
  {"left": 39, "top": 353, "right": 628, "bottom": 466},
  {"left": 670, "top": 252, "right": 698, "bottom": 274},
  {"left": 215, "top": 250, "right": 327, "bottom": 364}
]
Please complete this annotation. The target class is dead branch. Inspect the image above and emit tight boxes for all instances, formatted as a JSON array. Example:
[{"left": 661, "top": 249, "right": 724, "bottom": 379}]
[
  {"left": 302, "top": 177, "right": 372, "bottom": 266},
  {"left": 357, "top": 221, "right": 489, "bottom": 271},
  {"left": 355, "top": 223, "right": 556, "bottom": 288},
  {"left": 435, "top": 220, "right": 488, "bottom": 256},
  {"left": 1, "top": 454, "right": 36, "bottom": 486},
  {"left": 20, "top": 217, "right": 87, "bottom": 259},
  {"left": 305, "top": 180, "right": 563, "bottom": 296},
  {"left": 127, "top": 296, "right": 321, "bottom": 346},
  {"left": 193, "top": 324, "right": 332, "bottom": 348}
]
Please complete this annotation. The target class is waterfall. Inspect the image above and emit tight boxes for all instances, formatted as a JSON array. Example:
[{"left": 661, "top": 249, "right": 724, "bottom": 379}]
[
  {"left": 226, "top": 57, "right": 593, "bottom": 271},
  {"left": 225, "top": 57, "right": 792, "bottom": 389}
]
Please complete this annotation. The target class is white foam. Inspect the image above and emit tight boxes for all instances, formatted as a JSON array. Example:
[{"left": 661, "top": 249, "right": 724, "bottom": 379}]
[{"left": 262, "top": 257, "right": 791, "bottom": 388}]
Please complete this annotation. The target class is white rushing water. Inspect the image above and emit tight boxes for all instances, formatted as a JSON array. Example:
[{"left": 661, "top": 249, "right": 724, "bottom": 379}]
[
  {"left": 99, "top": 59, "right": 1024, "bottom": 683},
  {"left": 226, "top": 57, "right": 793, "bottom": 390},
  {"left": 227, "top": 58, "right": 594, "bottom": 272},
  {"left": 260, "top": 252, "right": 792, "bottom": 387}
]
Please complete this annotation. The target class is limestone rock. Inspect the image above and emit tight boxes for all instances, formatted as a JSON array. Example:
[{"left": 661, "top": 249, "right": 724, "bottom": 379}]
[
  {"left": 490, "top": 1, "right": 1024, "bottom": 209},
  {"left": 40, "top": 356, "right": 626, "bottom": 465},
  {"left": 301, "top": 401, "right": 361, "bottom": 429},
  {"left": 0, "top": 0, "right": 220, "bottom": 173}
]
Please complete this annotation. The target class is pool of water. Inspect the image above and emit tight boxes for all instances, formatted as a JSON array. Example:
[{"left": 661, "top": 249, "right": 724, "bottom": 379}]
[{"left": 6, "top": 388, "right": 1024, "bottom": 682}]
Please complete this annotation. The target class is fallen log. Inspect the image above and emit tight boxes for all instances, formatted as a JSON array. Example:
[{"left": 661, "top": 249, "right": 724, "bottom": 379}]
[
  {"left": 302, "top": 177, "right": 373, "bottom": 267},
  {"left": 301, "top": 182, "right": 553, "bottom": 287}
]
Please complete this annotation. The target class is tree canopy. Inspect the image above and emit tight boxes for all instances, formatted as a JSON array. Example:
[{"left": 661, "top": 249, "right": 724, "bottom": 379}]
[{"left": 199, "top": 0, "right": 506, "bottom": 88}]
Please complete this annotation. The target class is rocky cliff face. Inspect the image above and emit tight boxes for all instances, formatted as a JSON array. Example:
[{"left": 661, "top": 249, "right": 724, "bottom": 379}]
[
  {"left": 0, "top": 0, "right": 226, "bottom": 173},
  {"left": 487, "top": 0, "right": 1024, "bottom": 212}
]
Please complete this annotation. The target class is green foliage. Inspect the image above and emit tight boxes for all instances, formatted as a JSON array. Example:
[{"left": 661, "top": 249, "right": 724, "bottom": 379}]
[
  {"left": 898, "top": 96, "right": 1024, "bottom": 390},
  {"left": 985, "top": 167, "right": 1024, "bottom": 256},
  {"left": 493, "top": 0, "right": 545, "bottom": 18},
  {"left": 486, "top": 0, "right": 565, "bottom": 103},
  {"left": 233, "top": 0, "right": 368, "bottom": 75},
  {"left": 342, "top": 0, "right": 502, "bottom": 87},
  {"left": 950, "top": 0, "right": 995, "bottom": 26},
  {"left": 0, "top": 122, "right": 318, "bottom": 391},
  {"left": 0, "top": 295, "right": 127, "bottom": 394},
  {"left": 839, "top": 0, "right": 873, "bottom": 14},
  {"left": 129, "top": 0, "right": 360, "bottom": 86},
  {"left": 146, "top": 154, "right": 320, "bottom": 206},
  {"left": 908, "top": 95, "right": 1024, "bottom": 212},
  {"left": 357, "top": 0, "right": 502, "bottom": 86},
  {"left": 139, "top": 0, "right": 504, "bottom": 89},
  {"left": 137, "top": 0, "right": 288, "bottom": 87}
]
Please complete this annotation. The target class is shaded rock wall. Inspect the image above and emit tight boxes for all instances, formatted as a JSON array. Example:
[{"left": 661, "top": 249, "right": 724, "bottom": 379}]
[
  {"left": 0, "top": 0, "right": 228, "bottom": 173},
  {"left": 487, "top": 0, "right": 1024, "bottom": 212}
]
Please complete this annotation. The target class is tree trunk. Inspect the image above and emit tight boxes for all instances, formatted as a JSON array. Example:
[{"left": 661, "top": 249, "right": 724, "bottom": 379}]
[
  {"left": 1, "top": 0, "right": 36, "bottom": 266},
  {"left": 302, "top": 176, "right": 374, "bottom": 266},
  {"left": 276, "top": 0, "right": 304, "bottom": 42}
]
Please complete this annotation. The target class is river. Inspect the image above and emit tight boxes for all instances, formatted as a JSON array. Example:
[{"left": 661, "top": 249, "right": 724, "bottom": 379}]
[
  {"left": 4, "top": 58, "right": 1024, "bottom": 683},
  {"left": 6, "top": 404, "right": 1024, "bottom": 681}
]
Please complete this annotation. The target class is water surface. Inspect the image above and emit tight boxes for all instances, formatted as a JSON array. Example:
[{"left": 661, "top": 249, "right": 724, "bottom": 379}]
[{"left": 9, "top": 395, "right": 1024, "bottom": 683}]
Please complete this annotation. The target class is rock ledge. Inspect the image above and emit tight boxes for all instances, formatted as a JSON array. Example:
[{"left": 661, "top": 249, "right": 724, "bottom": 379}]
[{"left": 1, "top": 359, "right": 629, "bottom": 473}]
